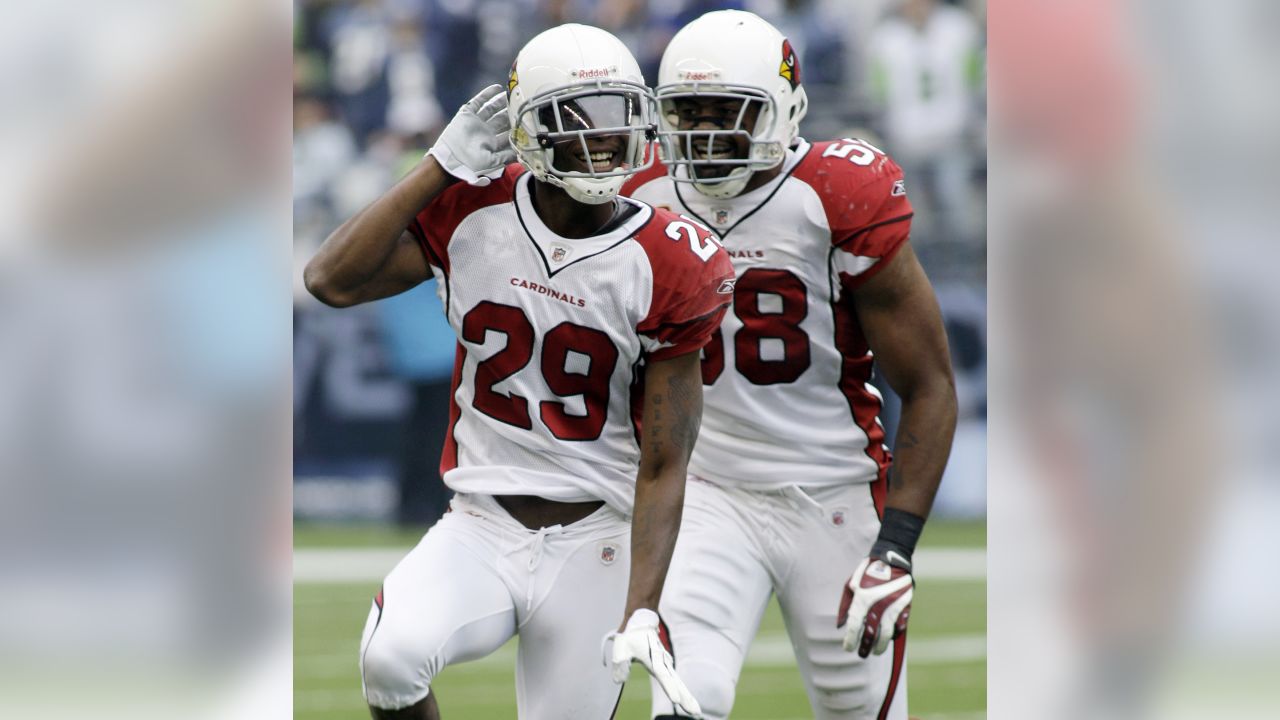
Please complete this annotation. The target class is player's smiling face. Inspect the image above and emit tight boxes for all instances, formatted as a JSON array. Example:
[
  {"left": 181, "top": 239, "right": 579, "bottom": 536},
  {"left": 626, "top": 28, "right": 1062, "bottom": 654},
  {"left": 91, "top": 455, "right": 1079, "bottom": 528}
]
[
  {"left": 539, "top": 93, "right": 638, "bottom": 175},
  {"left": 548, "top": 133, "right": 628, "bottom": 175},
  {"left": 670, "top": 96, "right": 762, "bottom": 179}
]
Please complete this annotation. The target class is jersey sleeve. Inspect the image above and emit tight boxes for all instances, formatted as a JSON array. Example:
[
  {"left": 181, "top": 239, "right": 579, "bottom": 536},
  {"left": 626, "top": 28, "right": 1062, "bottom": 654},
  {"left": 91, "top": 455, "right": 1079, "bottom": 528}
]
[
  {"left": 636, "top": 211, "right": 735, "bottom": 362},
  {"left": 406, "top": 163, "right": 523, "bottom": 276},
  {"left": 806, "top": 141, "right": 915, "bottom": 288}
]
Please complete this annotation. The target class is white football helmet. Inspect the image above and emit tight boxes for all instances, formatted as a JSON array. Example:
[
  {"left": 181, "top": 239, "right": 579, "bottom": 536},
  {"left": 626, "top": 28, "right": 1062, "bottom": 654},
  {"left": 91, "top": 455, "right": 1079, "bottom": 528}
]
[
  {"left": 507, "top": 24, "right": 658, "bottom": 205},
  {"left": 656, "top": 10, "right": 809, "bottom": 199}
]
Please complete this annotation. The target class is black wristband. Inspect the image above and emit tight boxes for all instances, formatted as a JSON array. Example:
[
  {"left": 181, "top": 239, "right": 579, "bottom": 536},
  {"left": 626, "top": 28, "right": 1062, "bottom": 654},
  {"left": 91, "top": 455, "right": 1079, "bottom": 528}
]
[{"left": 870, "top": 508, "right": 926, "bottom": 568}]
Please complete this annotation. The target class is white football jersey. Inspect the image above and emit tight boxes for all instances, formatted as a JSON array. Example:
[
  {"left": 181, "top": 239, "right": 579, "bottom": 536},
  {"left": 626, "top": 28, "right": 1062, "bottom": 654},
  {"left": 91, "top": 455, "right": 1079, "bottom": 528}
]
[
  {"left": 623, "top": 138, "right": 914, "bottom": 494},
  {"left": 409, "top": 165, "right": 733, "bottom": 515}
]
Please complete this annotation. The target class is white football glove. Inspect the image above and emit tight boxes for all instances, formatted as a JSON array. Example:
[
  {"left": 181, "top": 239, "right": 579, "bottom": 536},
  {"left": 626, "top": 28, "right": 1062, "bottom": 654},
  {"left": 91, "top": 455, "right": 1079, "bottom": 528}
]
[
  {"left": 426, "top": 84, "right": 514, "bottom": 186},
  {"left": 836, "top": 554, "right": 914, "bottom": 657},
  {"left": 603, "top": 609, "right": 702, "bottom": 718}
]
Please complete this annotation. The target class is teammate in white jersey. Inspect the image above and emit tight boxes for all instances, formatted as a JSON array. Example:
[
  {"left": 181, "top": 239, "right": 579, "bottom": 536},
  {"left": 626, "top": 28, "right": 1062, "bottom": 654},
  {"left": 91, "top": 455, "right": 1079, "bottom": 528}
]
[
  {"left": 305, "top": 24, "right": 734, "bottom": 720},
  {"left": 621, "top": 11, "right": 958, "bottom": 720}
]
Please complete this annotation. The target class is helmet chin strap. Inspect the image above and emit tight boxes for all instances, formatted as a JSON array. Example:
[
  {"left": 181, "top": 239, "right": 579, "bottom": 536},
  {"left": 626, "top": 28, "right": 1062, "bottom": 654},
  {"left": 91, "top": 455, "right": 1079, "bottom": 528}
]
[
  {"left": 674, "top": 129, "right": 786, "bottom": 200},
  {"left": 545, "top": 172, "right": 624, "bottom": 205},
  {"left": 689, "top": 140, "right": 781, "bottom": 199},
  {"left": 538, "top": 168, "right": 623, "bottom": 205},
  {"left": 692, "top": 168, "right": 753, "bottom": 199},
  {"left": 536, "top": 147, "right": 626, "bottom": 204}
]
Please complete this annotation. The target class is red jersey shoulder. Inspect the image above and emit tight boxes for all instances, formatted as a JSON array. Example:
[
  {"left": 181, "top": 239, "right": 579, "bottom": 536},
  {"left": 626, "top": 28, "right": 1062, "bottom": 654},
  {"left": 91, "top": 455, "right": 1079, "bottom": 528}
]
[
  {"left": 417, "top": 163, "right": 523, "bottom": 232},
  {"left": 410, "top": 164, "right": 525, "bottom": 272},
  {"left": 792, "top": 139, "right": 913, "bottom": 244},
  {"left": 634, "top": 206, "right": 734, "bottom": 360},
  {"left": 620, "top": 150, "right": 669, "bottom": 198},
  {"left": 633, "top": 206, "right": 732, "bottom": 283}
]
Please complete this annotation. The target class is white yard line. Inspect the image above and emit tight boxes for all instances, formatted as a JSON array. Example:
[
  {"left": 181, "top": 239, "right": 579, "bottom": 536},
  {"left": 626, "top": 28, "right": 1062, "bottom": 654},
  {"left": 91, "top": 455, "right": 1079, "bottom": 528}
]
[
  {"left": 296, "top": 633, "right": 985, "bottom": 680},
  {"left": 294, "top": 548, "right": 406, "bottom": 583},
  {"left": 293, "top": 547, "right": 984, "bottom": 584},
  {"left": 744, "top": 633, "right": 986, "bottom": 667},
  {"left": 912, "top": 548, "right": 986, "bottom": 581}
]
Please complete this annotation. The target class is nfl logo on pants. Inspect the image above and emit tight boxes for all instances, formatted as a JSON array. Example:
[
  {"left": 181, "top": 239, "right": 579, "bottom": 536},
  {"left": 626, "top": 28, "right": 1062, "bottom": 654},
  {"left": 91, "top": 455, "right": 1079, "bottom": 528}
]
[{"left": 599, "top": 542, "right": 618, "bottom": 565}]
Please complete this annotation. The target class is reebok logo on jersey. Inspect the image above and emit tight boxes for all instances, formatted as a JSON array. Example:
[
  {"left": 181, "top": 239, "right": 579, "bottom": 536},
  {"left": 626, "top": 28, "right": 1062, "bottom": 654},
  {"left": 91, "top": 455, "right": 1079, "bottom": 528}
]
[
  {"left": 892, "top": 179, "right": 906, "bottom": 197},
  {"left": 510, "top": 277, "right": 586, "bottom": 308},
  {"left": 717, "top": 279, "right": 736, "bottom": 294}
]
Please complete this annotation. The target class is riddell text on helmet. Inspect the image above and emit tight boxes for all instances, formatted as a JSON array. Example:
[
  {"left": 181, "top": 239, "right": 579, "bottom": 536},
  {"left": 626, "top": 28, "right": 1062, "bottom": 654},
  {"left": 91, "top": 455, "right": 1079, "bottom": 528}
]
[{"left": 572, "top": 66, "right": 617, "bottom": 79}]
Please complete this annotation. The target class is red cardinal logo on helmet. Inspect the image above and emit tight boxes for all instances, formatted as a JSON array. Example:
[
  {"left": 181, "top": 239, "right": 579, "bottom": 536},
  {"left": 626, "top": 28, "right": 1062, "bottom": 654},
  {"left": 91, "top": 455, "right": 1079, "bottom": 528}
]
[{"left": 778, "top": 38, "right": 800, "bottom": 90}]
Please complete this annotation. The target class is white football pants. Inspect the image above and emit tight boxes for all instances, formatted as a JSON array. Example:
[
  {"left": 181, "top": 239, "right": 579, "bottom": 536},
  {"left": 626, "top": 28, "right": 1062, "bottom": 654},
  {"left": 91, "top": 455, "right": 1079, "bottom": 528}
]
[
  {"left": 651, "top": 477, "right": 908, "bottom": 719},
  {"left": 359, "top": 492, "right": 631, "bottom": 718}
]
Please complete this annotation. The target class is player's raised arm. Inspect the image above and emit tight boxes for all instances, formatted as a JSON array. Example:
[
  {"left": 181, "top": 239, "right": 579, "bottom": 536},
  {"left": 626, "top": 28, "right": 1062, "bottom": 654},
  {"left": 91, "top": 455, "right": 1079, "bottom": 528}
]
[
  {"left": 304, "top": 84, "right": 513, "bottom": 307},
  {"left": 304, "top": 157, "right": 448, "bottom": 308},
  {"left": 837, "top": 241, "right": 958, "bottom": 657}
]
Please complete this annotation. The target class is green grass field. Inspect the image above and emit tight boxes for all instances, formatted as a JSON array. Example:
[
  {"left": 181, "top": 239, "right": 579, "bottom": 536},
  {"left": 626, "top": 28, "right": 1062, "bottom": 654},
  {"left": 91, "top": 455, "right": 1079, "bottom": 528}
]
[{"left": 295, "top": 520, "right": 985, "bottom": 719}]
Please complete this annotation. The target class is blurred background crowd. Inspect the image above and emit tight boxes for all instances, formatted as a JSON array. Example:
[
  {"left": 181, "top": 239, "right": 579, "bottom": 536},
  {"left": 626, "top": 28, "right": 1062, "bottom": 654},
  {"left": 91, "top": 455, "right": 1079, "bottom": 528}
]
[{"left": 292, "top": 0, "right": 988, "bottom": 526}]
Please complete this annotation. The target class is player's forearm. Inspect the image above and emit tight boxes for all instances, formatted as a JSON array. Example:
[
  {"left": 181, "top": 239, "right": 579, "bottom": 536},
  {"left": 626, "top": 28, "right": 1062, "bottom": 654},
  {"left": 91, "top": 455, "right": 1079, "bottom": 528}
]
[
  {"left": 624, "top": 352, "right": 703, "bottom": 619},
  {"left": 624, "top": 466, "right": 686, "bottom": 616},
  {"left": 884, "top": 375, "right": 958, "bottom": 520},
  {"left": 304, "top": 156, "right": 455, "bottom": 306}
]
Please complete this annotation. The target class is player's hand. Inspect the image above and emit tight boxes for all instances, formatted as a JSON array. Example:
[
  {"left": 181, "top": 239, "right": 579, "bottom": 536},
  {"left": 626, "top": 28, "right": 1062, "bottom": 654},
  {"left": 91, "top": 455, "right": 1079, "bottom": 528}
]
[
  {"left": 603, "top": 609, "right": 702, "bottom": 718},
  {"left": 836, "top": 554, "right": 914, "bottom": 657},
  {"left": 426, "top": 84, "right": 514, "bottom": 186}
]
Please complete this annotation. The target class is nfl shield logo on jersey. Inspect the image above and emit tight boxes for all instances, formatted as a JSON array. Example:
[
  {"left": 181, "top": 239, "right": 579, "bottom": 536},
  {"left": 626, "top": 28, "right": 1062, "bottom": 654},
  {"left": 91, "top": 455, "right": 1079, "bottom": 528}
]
[
  {"left": 831, "top": 509, "right": 846, "bottom": 527},
  {"left": 713, "top": 208, "right": 731, "bottom": 226},
  {"left": 599, "top": 542, "right": 618, "bottom": 565},
  {"left": 551, "top": 244, "right": 570, "bottom": 262}
]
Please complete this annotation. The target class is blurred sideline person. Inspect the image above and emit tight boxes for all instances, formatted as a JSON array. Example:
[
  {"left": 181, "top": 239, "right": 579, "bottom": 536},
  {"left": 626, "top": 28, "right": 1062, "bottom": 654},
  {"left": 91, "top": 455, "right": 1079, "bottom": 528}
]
[
  {"left": 305, "top": 24, "right": 734, "bottom": 720},
  {"left": 622, "top": 11, "right": 957, "bottom": 720},
  {"left": 869, "top": 0, "right": 982, "bottom": 243},
  {"left": 376, "top": 280, "right": 456, "bottom": 525}
]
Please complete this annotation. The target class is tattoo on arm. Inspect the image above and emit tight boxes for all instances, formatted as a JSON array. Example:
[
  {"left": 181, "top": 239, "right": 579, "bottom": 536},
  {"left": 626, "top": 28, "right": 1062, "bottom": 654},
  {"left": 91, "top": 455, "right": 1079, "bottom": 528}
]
[
  {"left": 666, "top": 371, "right": 700, "bottom": 459},
  {"left": 897, "top": 430, "right": 921, "bottom": 450},
  {"left": 649, "top": 391, "right": 664, "bottom": 456}
]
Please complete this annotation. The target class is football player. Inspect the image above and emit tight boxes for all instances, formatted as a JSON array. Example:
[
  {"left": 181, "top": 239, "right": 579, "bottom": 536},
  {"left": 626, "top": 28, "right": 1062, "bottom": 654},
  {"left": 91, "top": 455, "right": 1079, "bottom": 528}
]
[
  {"left": 305, "top": 24, "right": 734, "bottom": 720},
  {"left": 621, "top": 11, "right": 958, "bottom": 720}
]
